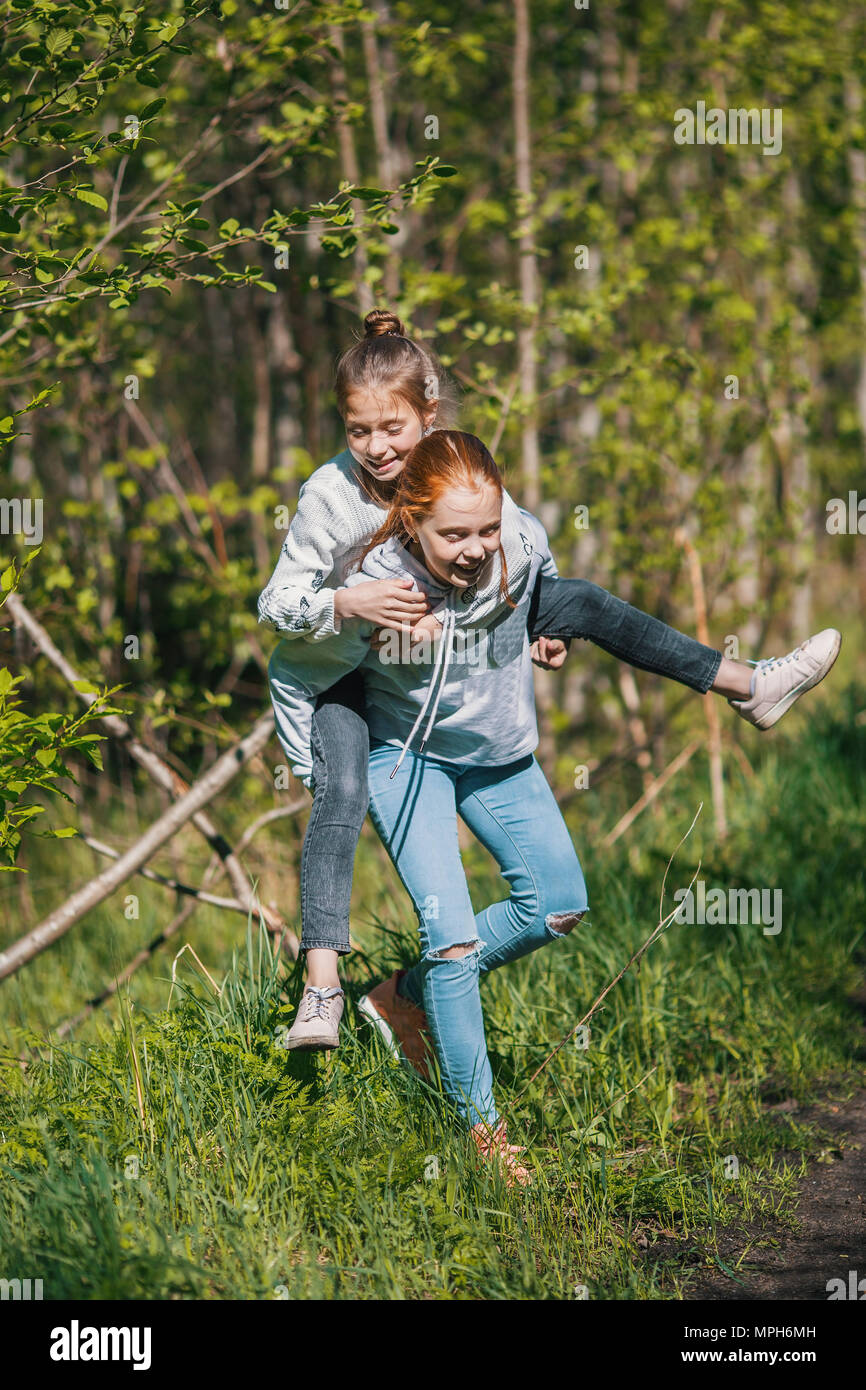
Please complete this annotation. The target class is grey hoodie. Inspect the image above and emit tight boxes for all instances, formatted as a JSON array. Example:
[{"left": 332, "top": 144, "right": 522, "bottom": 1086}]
[
  {"left": 267, "top": 507, "right": 557, "bottom": 786},
  {"left": 351, "top": 509, "right": 558, "bottom": 772}
]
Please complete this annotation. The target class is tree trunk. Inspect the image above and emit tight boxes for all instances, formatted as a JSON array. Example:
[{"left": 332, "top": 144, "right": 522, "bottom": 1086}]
[
  {"left": 328, "top": 23, "right": 374, "bottom": 316},
  {"left": 361, "top": 0, "right": 400, "bottom": 301},
  {"left": 844, "top": 73, "right": 866, "bottom": 458},
  {"left": 513, "top": 0, "right": 540, "bottom": 511}
]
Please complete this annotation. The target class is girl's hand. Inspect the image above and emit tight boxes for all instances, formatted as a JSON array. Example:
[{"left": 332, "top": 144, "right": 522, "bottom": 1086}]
[
  {"left": 369, "top": 610, "right": 443, "bottom": 653},
  {"left": 530, "top": 636, "right": 568, "bottom": 670},
  {"left": 407, "top": 611, "right": 443, "bottom": 640},
  {"left": 335, "top": 579, "right": 430, "bottom": 629}
]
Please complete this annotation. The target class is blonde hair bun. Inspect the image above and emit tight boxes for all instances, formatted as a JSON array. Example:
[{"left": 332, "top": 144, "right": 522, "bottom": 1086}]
[{"left": 364, "top": 308, "right": 406, "bottom": 339}]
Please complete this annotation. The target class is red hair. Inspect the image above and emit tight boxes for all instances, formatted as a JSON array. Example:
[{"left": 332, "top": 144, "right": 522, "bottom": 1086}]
[{"left": 356, "top": 430, "right": 517, "bottom": 608}]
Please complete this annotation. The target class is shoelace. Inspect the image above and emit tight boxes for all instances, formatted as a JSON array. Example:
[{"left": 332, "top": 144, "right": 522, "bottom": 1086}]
[
  {"left": 301, "top": 986, "right": 343, "bottom": 1021},
  {"left": 748, "top": 644, "right": 804, "bottom": 677},
  {"left": 736, "top": 642, "right": 812, "bottom": 700}
]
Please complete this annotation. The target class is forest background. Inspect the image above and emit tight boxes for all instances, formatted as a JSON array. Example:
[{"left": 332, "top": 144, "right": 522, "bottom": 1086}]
[{"left": 0, "top": 0, "right": 864, "bottom": 1301}]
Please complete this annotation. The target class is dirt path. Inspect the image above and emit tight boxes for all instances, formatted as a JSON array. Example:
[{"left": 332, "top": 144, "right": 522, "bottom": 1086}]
[{"left": 682, "top": 1082, "right": 866, "bottom": 1301}]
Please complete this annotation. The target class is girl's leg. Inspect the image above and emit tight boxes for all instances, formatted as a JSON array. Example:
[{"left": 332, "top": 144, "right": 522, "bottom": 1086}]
[
  {"left": 396, "top": 754, "right": 589, "bottom": 997},
  {"left": 366, "top": 742, "right": 499, "bottom": 1129},
  {"left": 526, "top": 572, "right": 724, "bottom": 693},
  {"left": 299, "top": 671, "right": 369, "bottom": 980},
  {"left": 526, "top": 573, "right": 841, "bottom": 726}
]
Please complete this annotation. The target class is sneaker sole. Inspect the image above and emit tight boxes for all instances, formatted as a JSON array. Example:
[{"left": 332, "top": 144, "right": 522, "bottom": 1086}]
[
  {"left": 283, "top": 1035, "right": 340, "bottom": 1051},
  {"left": 356, "top": 993, "right": 433, "bottom": 1078},
  {"left": 753, "top": 630, "right": 842, "bottom": 730},
  {"left": 356, "top": 993, "right": 401, "bottom": 1057}
]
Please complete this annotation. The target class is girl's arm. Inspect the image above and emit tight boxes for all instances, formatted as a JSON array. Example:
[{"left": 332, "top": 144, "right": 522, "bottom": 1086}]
[{"left": 257, "top": 477, "right": 354, "bottom": 642}]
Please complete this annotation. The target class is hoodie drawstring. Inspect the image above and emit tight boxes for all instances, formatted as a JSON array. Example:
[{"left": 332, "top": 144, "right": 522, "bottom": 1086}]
[{"left": 389, "top": 609, "right": 457, "bottom": 778}]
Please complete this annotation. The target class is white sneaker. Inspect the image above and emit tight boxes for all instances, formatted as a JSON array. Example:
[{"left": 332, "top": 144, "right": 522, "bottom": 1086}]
[
  {"left": 283, "top": 985, "right": 345, "bottom": 1050},
  {"left": 729, "top": 628, "right": 842, "bottom": 731}
]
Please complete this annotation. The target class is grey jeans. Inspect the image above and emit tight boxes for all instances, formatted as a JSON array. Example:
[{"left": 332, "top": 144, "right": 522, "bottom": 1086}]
[{"left": 299, "top": 573, "right": 722, "bottom": 954}]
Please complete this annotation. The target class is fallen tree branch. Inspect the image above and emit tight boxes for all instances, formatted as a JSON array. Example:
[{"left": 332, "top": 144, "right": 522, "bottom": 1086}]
[
  {"left": 0, "top": 710, "right": 281, "bottom": 982},
  {"left": 78, "top": 833, "right": 253, "bottom": 914},
  {"left": 5, "top": 590, "right": 300, "bottom": 954},
  {"left": 78, "top": 795, "right": 309, "bottom": 915},
  {"left": 231, "top": 801, "right": 310, "bottom": 855},
  {"left": 53, "top": 795, "right": 314, "bottom": 1034}
]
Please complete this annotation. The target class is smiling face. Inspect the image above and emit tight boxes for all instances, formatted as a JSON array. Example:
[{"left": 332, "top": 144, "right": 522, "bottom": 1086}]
[
  {"left": 344, "top": 388, "right": 438, "bottom": 487},
  {"left": 407, "top": 482, "right": 503, "bottom": 589}
]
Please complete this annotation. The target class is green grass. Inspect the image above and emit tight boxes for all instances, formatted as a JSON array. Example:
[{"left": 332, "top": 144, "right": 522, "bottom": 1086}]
[{"left": 1, "top": 685, "right": 864, "bottom": 1299}]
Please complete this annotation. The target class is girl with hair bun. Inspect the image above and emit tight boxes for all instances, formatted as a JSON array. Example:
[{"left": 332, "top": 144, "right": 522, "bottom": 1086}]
[{"left": 257, "top": 308, "right": 840, "bottom": 1075}]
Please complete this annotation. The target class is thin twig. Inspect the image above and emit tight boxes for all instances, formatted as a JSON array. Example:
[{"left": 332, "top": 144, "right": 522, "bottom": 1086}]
[
  {"left": 602, "top": 740, "right": 701, "bottom": 848},
  {"left": 489, "top": 372, "right": 521, "bottom": 457},
  {"left": 501, "top": 806, "right": 704, "bottom": 1117},
  {"left": 79, "top": 833, "right": 249, "bottom": 914}
]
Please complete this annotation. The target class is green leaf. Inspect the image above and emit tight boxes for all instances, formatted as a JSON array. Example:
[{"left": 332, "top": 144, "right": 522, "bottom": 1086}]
[
  {"left": 74, "top": 187, "right": 108, "bottom": 211},
  {"left": 46, "top": 29, "right": 75, "bottom": 57}
]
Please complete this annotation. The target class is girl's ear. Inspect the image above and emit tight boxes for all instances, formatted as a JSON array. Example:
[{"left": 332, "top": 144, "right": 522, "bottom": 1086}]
[{"left": 399, "top": 506, "right": 414, "bottom": 539}]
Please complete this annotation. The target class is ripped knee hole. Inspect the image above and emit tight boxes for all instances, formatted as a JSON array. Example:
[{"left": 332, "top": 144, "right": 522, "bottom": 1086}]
[
  {"left": 546, "top": 909, "right": 587, "bottom": 938},
  {"left": 427, "top": 940, "right": 480, "bottom": 961}
]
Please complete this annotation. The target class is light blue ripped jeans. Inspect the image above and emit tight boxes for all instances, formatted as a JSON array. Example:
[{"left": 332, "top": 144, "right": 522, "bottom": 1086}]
[{"left": 366, "top": 740, "right": 589, "bottom": 1129}]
